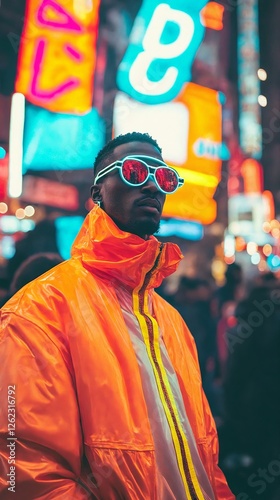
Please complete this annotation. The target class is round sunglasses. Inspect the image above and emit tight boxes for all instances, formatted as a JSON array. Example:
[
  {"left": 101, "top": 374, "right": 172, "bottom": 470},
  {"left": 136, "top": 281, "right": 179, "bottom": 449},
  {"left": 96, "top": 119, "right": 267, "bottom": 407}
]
[{"left": 94, "top": 155, "right": 184, "bottom": 194}]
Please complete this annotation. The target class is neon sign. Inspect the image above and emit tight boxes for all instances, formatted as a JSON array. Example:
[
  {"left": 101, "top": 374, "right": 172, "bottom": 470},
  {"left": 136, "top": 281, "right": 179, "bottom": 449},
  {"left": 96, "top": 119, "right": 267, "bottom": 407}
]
[
  {"left": 22, "top": 104, "right": 105, "bottom": 171},
  {"left": 237, "top": 0, "right": 262, "bottom": 158},
  {"left": 113, "top": 83, "right": 223, "bottom": 224},
  {"left": 117, "top": 0, "right": 208, "bottom": 104},
  {"left": 201, "top": 2, "right": 224, "bottom": 31},
  {"left": 16, "top": 0, "right": 100, "bottom": 113}
]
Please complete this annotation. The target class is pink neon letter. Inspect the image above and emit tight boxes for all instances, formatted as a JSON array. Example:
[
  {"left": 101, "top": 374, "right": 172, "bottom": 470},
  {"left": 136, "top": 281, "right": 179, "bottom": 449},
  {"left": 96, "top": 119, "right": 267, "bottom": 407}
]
[
  {"left": 31, "top": 39, "right": 80, "bottom": 100},
  {"left": 37, "top": 0, "right": 82, "bottom": 32}
]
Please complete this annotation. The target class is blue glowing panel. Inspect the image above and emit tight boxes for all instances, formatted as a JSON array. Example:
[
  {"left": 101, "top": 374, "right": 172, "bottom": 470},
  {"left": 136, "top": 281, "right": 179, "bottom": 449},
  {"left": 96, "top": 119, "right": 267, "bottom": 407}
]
[
  {"left": 0, "top": 236, "right": 15, "bottom": 259},
  {"left": 158, "top": 218, "right": 204, "bottom": 240},
  {"left": 237, "top": 0, "right": 262, "bottom": 159},
  {"left": 0, "top": 147, "right": 6, "bottom": 159},
  {"left": 23, "top": 104, "right": 105, "bottom": 172},
  {"left": 117, "top": 0, "right": 207, "bottom": 104}
]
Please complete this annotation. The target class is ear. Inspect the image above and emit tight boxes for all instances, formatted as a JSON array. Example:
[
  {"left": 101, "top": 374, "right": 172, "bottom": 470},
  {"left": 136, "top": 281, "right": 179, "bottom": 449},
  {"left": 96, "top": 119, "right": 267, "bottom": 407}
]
[{"left": 90, "top": 184, "right": 101, "bottom": 203}]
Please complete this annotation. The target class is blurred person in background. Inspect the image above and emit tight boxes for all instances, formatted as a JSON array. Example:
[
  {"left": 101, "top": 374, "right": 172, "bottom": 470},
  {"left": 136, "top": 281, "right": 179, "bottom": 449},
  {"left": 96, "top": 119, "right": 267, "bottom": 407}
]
[
  {"left": 0, "top": 132, "right": 233, "bottom": 499},
  {"left": 219, "top": 280, "right": 280, "bottom": 499},
  {"left": 212, "top": 263, "right": 246, "bottom": 385},
  {"left": 171, "top": 277, "right": 218, "bottom": 383},
  {"left": 171, "top": 276, "right": 222, "bottom": 420},
  {"left": 250, "top": 270, "right": 278, "bottom": 288},
  {"left": 213, "top": 263, "right": 245, "bottom": 320},
  {"left": 0, "top": 252, "right": 63, "bottom": 307},
  {"left": 6, "top": 219, "right": 60, "bottom": 283}
]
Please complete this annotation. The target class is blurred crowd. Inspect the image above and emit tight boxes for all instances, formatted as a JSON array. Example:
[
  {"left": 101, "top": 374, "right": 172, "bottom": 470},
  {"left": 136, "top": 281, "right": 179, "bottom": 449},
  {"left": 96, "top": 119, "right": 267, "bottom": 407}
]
[
  {"left": 1, "top": 223, "right": 280, "bottom": 499},
  {"left": 159, "top": 263, "right": 280, "bottom": 500}
]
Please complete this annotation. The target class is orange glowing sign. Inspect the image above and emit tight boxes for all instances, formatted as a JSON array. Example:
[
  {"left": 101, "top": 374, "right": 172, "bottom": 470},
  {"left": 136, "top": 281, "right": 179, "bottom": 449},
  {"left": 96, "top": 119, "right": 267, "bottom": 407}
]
[
  {"left": 263, "top": 190, "right": 275, "bottom": 221},
  {"left": 201, "top": 2, "right": 224, "bottom": 31},
  {"left": 240, "top": 158, "right": 263, "bottom": 194},
  {"left": 163, "top": 82, "right": 223, "bottom": 224},
  {"left": 16, "top": 0, "right": 100, "bottom": 113},
  {"left": 112, "top": 82, "right": 223, "bottom": 224}
]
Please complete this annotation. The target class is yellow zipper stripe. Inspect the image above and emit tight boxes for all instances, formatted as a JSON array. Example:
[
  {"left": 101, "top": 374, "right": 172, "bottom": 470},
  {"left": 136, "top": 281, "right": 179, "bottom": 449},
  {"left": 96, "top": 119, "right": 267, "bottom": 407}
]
[{"left": 132, "top": 287, "right": 204, "bottom": 500}]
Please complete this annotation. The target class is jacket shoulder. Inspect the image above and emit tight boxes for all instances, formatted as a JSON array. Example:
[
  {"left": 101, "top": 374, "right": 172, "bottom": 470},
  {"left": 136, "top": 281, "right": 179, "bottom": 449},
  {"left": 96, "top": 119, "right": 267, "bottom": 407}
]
[{"left": 2, "top": 258, "right": 92, "bottom": 311}]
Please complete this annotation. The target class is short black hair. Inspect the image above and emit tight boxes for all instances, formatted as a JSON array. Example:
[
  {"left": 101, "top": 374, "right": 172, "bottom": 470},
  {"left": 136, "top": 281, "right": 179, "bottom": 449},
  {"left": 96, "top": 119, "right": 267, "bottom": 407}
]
[{"left": 93, "top": 132, "right": 162, "bottom": 181}]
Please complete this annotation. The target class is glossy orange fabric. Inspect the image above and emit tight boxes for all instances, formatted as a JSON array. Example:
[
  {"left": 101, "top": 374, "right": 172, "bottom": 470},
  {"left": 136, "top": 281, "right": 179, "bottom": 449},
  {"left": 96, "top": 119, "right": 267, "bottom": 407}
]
[{"left": 0, "top": 207, "right": 234, "bottom": 499}]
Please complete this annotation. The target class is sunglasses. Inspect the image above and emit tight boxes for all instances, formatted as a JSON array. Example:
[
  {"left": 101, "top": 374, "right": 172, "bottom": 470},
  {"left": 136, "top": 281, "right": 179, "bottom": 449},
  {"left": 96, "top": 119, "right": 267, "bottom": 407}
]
[{"left": 94, "top": 155, "right": 184, "bottom": 194}]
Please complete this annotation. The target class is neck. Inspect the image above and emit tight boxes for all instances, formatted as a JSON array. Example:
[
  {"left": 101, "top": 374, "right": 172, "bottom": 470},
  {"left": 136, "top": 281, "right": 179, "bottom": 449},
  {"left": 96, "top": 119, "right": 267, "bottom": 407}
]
[{"left": 110, "top": 218, "right": 152, "bottom": 240}]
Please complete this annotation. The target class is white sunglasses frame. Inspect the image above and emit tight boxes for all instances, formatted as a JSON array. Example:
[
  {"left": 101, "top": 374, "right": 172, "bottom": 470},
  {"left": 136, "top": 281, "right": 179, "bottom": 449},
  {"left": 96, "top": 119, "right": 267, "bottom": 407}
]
[{"left": 94, "top": 155, "right": 184, "bottom": 194}]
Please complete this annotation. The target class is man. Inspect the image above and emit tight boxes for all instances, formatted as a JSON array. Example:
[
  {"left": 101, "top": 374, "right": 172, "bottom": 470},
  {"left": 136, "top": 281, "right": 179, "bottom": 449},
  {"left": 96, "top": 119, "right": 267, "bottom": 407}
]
[{"left": 0, "top": 132, "right": 234, "bottom": 499}]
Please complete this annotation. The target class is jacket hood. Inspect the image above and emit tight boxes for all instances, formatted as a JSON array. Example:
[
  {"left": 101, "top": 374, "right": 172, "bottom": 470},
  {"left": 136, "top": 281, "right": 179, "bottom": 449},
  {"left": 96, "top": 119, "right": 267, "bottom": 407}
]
[{"left": 71, "top": 206, "right": 183, "bottom": 290}]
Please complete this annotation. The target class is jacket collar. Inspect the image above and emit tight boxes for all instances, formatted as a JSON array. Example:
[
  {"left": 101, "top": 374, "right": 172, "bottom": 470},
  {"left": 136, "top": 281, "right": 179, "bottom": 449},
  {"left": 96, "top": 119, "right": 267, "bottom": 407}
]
[{"left": 71, "top": 206, "right": 183, "bottom": 290}]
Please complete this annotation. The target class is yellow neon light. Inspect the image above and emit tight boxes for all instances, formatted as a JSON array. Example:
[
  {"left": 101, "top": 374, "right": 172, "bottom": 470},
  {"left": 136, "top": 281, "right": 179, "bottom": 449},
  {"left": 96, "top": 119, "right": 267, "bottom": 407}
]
[{"left": 173, "top": 166, "right": 220, "bottom": 188}]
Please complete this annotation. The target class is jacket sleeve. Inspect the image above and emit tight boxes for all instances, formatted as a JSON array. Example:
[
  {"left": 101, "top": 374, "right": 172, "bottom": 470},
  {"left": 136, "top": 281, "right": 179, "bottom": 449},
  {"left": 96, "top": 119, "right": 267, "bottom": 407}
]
[{"left": 0, "top": 307, "right": 93, "bottom": 500}]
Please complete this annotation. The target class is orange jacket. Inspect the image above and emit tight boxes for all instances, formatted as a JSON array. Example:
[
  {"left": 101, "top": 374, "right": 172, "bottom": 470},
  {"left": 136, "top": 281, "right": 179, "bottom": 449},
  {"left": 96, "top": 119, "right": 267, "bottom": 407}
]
[{"left": 0, "top": 207, "right": 234, "bottom": 499}]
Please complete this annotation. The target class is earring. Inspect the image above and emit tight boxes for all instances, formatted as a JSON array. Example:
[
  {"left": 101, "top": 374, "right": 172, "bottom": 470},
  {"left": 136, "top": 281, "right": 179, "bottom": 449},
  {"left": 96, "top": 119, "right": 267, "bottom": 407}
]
[{"left": 95, "top": 200, "right": 102, "bottom": 208}]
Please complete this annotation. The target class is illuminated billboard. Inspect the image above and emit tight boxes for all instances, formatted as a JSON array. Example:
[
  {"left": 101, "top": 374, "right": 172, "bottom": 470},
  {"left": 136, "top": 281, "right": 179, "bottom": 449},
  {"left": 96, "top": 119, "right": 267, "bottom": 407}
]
[
  {"left": 22, "top": 103, "right": 105, "bottom": 171},
  {"left": 15, "top": 0, "right": 101, "bottom": 113},
  {"left": 113, "top": 83, "right": 224, "bottom": 224},
  {"left": 237, "top": 0, "right": 262, "bottom": 158},
  {"left": 117, "top": 0, "right": 208, "bottom": 104}
]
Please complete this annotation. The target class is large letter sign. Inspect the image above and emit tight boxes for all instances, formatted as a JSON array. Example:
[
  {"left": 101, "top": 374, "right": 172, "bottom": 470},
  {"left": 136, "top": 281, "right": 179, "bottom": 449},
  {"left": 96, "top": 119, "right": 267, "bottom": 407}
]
[
  {"left": 15, "top": 0, "right": 100, "bottom": 113},
  {"left": 117, "top": 0, "right": 208, "bottom": 104}
]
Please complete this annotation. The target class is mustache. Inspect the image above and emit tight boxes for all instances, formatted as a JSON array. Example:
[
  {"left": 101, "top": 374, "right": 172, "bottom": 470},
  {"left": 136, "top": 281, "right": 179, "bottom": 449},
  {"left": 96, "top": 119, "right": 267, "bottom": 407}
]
[{"left": 136, "top": 197, "right": 162, "bottom": 211}]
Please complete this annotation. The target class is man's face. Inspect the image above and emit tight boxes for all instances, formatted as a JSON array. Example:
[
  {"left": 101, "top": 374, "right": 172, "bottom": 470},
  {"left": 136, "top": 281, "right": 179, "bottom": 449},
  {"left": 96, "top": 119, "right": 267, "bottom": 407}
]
[{"left": 91, "top": 141, "right": 166, "bottom": 239}]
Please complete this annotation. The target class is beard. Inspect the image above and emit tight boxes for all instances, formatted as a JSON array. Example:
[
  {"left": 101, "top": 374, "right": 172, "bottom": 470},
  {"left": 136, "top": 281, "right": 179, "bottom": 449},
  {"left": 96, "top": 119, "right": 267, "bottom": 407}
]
[
  {"left": 129, "top": 218, "right": 161, "bottom": 238},
  {"left": 115, "top": 217, "right": 161, "bottom": 239}
]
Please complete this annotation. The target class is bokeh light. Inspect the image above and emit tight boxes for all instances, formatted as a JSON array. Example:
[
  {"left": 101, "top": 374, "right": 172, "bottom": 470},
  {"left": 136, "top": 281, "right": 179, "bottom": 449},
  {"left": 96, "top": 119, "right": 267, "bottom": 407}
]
[
  {"left": 262, "top": 221, "right": 271, "bottom": 233},
  {"left": 258, "top": 94, "right": 267, "bottom": 107},
  {"left": 270, "top": 219, "right": 280, "bottom": 229},
  {"left": 235, "top": 236, "right": 246, "bottom": 252},
  {"left": 271, "top": 228, "right": 280, "bottom": 239},
  {"left": 224, "top": 255, "right": 235, "bottom": 265},
  {"left": 251, "top": 253, "right": 261, "bottom": 265},
  {"left": 15, "top": 208, "right": 25, "bottom": 219},
  {"left": 24, "top": 205, "right": 35, "bottom": 217},
  {"left": 258, "top": 260, "right": 267, "bottom": 272},
  {"left": 247, "top": 241, "right": 258, "bottom": 255},
  {"left": 257, "top": 68, "right": 267, "bottom": 81},
  {"left": 263, "top": 244, "right": 272, "bottom": 257},
  {"left": 0, "top": 202, "right": 8, "bottom": 214}
]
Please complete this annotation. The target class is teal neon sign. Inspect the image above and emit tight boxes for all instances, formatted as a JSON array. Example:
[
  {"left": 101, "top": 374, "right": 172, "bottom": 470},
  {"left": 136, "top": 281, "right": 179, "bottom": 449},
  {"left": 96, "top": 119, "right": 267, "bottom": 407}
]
[{"left": 117, "top": 0, "right": 208, "bottom": 104}]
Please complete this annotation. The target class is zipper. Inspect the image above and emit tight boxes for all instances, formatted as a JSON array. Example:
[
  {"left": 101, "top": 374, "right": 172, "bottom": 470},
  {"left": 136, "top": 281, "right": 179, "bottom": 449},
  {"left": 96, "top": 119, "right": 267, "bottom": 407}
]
[{"left": 132, "top": 243, "right": 204, "bottom": 500}]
